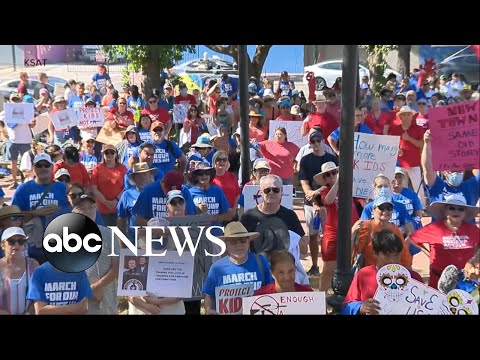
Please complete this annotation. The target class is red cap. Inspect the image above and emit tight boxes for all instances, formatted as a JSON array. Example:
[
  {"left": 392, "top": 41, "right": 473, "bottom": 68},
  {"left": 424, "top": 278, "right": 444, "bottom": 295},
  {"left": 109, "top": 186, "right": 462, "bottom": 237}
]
[{"left": 162, "top": 170, "right": 184, "bottom": 192}]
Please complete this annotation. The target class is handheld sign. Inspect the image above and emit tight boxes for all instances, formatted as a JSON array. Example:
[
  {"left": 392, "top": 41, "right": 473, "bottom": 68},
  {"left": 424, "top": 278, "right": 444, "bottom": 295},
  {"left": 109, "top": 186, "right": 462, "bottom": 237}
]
[
  {"left": 269, "top": 120, "right": 308, "bottom": 149},
  {"left": 77, "top": 106, "right": 104, "bottom": 127},
  {"left": 173, "top": 104, "right": 189, "bottom": 124},
  {"left": 242, "top": 292, "right": 326, "bottom": 315},
  {"left": 242, "top": 185, "right": 293, "bottom": 211},
  {"left": 215, "top": 284, "right": 254, "bottom": 315},
  {"left": 50, "top": 108, "right": 78, "bottom": 129},
  {"left": 4, "top": 103, "right": 35, "bottom": 124}
]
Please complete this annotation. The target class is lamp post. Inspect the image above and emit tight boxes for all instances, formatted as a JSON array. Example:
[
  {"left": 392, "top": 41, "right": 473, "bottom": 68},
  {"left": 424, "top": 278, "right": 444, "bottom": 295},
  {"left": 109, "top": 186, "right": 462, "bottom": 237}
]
[
  {"left": 327, "top": 45, "right": 358, "bottom": 313},
  {"left": 238, "top": 45, "right": 251, "bottom": 185}
]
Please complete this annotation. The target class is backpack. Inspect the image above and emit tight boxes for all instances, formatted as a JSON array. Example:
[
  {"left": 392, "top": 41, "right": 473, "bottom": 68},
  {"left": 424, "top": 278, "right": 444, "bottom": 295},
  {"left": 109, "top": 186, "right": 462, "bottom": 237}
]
[{"left": 351, "top": 220, "right": 373, "bottom": 274}]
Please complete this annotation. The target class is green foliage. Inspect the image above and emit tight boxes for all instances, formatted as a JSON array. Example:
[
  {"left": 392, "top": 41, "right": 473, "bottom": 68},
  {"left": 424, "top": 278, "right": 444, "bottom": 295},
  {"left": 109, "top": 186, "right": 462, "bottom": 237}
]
[
  {"left": 121, "top": 67, "right": 131, "bottom": 88},
  {"left": 361, "top": 45, "right": 398, "bottom": 96}
]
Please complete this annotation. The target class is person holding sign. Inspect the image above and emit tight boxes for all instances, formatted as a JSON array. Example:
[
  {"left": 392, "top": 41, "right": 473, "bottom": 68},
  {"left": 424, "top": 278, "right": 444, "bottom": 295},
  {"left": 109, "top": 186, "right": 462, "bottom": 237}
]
[
  {"left": 202, "top": 222, "right": 274, "bottom": 315},
  {"left": 254, "top": 250, "right": 313, "bottom": 295},
  {"left": 106, "top": 98, "right": 134, "bottom": 129},
  {"left": 341, "top": 230, "right": 423, "bottom": 315}
]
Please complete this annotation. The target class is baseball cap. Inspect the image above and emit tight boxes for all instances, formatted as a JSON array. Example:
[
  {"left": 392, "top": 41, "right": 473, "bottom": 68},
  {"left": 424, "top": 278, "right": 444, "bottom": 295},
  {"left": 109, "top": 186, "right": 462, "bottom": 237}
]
[
  {"left": 1, "top": 227, "right": 27, "bottom": 242},
  {"left": 373, "top": 196, "right": 394, "bottom": 209},
  {"left": 394, "top": 167, "right": 406, "bottom": 176},
  {"left": 126, "top": 125, "right": 137, "bottom": 133},
  {"left": 73, "top": 194, "right": 96, "bottom": 207},
  {"left": 166, "top": 190, "right": 185, "bottom": 205},
  {"left": 102, "top": 144, "right": 116, "bottom": 153},
  {"left": 309, "top": 131, "right": 323, "bottom": 141},
  {"left": 253, "top": 158, "right": 270, "bottom": 170},
  {"left": 360, "top": 83, "right": 369, "bottom": 90},
  {"left": 315, "top": 94, "right": 327, "bottom": 102},
  {"left": 82, "top": 133, "right": 96, "bottom": 142},
  {"left": 54, "top": 168, "right": 71, "bottom": 180},
  {"left": 33, "top": 153, "right": 53, "bottom": 165},
  {"left": 9, "top": 93, "right": 21, "bottom": 101},
  {"left": 150, "top": 121, "right": 164, "bottom": 131}
]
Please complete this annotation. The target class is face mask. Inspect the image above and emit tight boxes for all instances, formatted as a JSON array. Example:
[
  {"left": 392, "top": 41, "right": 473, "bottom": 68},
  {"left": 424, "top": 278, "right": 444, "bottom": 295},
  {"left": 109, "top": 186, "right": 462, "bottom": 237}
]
[
  {"left": 180, "top": 88, "right": 188, "bottom": 96},
  {"left": 375, "top": 186, "right": 392, "bottom": 198},
  {"left": 446, "top": 172, "right": 464, "bottom": 187}
]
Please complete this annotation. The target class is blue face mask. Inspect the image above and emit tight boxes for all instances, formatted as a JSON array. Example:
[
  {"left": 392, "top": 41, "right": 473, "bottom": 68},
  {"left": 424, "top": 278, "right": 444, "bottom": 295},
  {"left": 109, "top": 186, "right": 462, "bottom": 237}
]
[
  {"left": 447, "top": 172, "right": 464, "bottom": 187},
  {"left": 375, "top": 186, "right": 393, "bottom": 198}
]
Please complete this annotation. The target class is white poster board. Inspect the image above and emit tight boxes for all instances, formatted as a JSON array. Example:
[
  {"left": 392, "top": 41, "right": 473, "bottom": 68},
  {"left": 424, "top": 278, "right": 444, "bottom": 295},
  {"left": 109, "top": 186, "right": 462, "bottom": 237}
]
[
  {"left": 50, "top": 109, "right": 78, "bottom": 129},
  {"left": 215, "top": 283, "right": 254, "bottom": 315},
  {"left": 202, "top": 114, "right": 217, "bottom": 136},
  {"left": 32, "top": 113, "right": 50, "bottom": 135},
  {"left": 54, "top": 83, "right": 65, "bottom": 97},
  {"left": 353, "top": 132, "right": 400, "bottom": 199},
  {"left": 117, "top": 249, "right": 194, "bottom": 298},
  {"left": 242, "top": 291, "right": 326, "bottom": 315},
  {"left": 269, "top": 120, "right": 308, "bottom": 149},
  {"left": 242, "top": 185, "right": 293, "bottom": 211},
  {"left": 442, "top": 289, "right": 479, "bottom": 315},
  {"left": 173, "top": 104, "right": 189, "bottom": 124},
  {"left": 77, "top": 107, "right": 104, "bottom": 127},
  {"left": 4, "top": 103, "right": 35, "bottom": 124}
]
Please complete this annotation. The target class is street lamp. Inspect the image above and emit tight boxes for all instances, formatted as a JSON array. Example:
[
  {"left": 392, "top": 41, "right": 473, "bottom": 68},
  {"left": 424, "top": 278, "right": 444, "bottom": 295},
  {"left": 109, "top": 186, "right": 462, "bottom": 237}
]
[{"left": 238, "top": 45, "right": 251, "bottom": 185}]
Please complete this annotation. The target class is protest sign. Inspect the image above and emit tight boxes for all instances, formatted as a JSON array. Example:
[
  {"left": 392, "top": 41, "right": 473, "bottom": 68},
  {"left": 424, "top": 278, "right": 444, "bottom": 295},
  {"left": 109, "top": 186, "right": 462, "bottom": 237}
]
[
  {"left": 95, "top": 121, "right": 126, "bottom": 145},
  {"left": 215, "top": 284, "right": 254, "bottom": 315},
  {"left": 117, "top": 249, "right": 194, "bottom": 298},
  {"left": 202, "top": 114, "right": 217, "bottom": 136},
  {"left": 269, "top": 120, "right": 308, "bottom": 148},
  {"left": 32, "top": 113, "right": 50, "bottom": 136},
  {"left": 428, "top": 100, "right": 479, "bottom": 171},
  {"left": 54, "top": 83, "right": 65, "bottom": 97},
  {"left": 77, "top": 106, "right": 105, "bottom": 127},
  {"left": 352, "top": 132, "right": 400, "bottom": 199},
  {"left": 4, "top": 103, "right": 35, "bottom": 124},
  {"left": 0, "top": 96, "right": 4, "bottom": 112},
  {"left": 442, "top": 289, "right": 479, "bottom": 315},
  {"left": 242, "top": 291, "right": 326, "bottom": 315},
  {"left": 50, "top": 108, "right": 78, "bottom": 129},
  {"left": 242, "top": 185, "right": 293, "bottom": 211},
  {"left": 373, "top": 264, "right": 449, "bottom": 315},
  {"left": 173, "top": 104, "right": 189, "bottom": 124}
]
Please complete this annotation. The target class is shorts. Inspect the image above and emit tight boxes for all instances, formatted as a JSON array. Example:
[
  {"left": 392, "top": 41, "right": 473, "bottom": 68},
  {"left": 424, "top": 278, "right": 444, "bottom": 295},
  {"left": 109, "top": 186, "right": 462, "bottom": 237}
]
[
  {"left": 320, "top": 234, "right": 337, "bottom": 262},
  {"left": 8, "top": 143, "right": 30, "bottom": 161},
  {"left": 304, "top": 204, "right": 321, "bottom": 236}
]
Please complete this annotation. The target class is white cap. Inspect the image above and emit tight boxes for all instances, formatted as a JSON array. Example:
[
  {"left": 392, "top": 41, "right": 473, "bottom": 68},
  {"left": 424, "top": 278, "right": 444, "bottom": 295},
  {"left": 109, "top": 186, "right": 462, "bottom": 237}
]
[
  {"left": 33, "top": 153, "right": 53, "bottom": 165},
  {"left": 82, "top": 133, "right": 96, "bottom": 142},
  {"left": 1, "top": 227, "right": 27, "bottom": 242},
  {"left": 54, "top": 168, "right": 71, "bottom": 180},
  {"left": 147, "top": 217, "right": 171, "bottom": 227}
]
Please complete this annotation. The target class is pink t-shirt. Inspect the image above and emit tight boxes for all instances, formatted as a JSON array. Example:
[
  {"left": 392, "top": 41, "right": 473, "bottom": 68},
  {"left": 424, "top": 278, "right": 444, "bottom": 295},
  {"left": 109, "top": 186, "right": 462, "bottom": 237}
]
[{"left": 259, "top": 140, "right": 299, "bottom": 179}]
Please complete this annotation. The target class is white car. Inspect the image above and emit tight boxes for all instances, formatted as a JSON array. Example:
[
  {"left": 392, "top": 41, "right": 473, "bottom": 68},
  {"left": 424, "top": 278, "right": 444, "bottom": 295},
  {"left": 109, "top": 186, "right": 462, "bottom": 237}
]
[{"left": 303, "top": 59, "right": 402, "bottom": 90}]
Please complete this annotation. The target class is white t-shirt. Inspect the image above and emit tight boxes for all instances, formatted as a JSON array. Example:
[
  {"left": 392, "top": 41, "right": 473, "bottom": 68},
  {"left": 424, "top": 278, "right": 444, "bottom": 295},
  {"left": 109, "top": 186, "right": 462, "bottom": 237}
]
[
  {"left": 6, "top": 123, "right": 32, "bottom": 144},
  {"left": 19, "top": 151, "right": 36, "bottom": 181}
]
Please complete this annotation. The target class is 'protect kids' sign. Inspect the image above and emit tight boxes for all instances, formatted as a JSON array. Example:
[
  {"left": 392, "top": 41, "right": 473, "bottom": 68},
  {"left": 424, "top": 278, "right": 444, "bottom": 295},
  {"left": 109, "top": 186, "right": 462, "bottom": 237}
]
[
  {"left": 428, "top": 100, "right": 479, "bottom": 171},
  {"left": 353, "top": 132, "right": 400, "bottom": 199}
]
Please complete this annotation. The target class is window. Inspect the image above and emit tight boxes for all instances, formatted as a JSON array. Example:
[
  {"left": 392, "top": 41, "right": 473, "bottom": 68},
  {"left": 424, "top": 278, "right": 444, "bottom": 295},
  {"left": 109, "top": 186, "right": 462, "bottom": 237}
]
[
  {"left": 7, "top": 81, "right": 20, "bottom": 88},
  {"left": 321, "top": 62, "right": 342, "bottom": 71}
]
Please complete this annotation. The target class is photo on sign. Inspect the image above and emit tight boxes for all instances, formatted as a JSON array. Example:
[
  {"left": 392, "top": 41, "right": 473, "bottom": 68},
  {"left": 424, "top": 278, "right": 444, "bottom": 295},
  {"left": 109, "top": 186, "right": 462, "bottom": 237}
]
[
  {"left": 4, "top": 103, "right": 35, "bottom": 124},
  {"left": 121, "top": 255, "right": 149, "bottom": 292},
  {"left": 50, "top": 108, "right": 78, "bottom": 130}
]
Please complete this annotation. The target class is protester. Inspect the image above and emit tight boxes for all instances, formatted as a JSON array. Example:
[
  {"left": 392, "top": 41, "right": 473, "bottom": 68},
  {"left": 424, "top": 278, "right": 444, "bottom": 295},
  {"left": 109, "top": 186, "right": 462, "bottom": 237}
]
[
  {"left": 211, "top": 150, "right": 241, "bottom": 211},
  {"left": 300, "top": 94, "right": 337, "bottom": 138},
  {"left": 117, "top": 125, "right": 141, "bottom": 169},
  {"left": 52, "top": 146, "right": 90, "bottom": 188}
]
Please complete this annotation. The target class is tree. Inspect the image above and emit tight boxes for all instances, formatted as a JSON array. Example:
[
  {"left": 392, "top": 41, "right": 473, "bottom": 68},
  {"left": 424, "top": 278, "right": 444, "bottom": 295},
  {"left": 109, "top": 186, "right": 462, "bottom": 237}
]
[
  {"left": 362, "top": 45, "right": 397, "bottom": 96},
  {"left": 103, "top": 45, "right": 196, "bottom": 98},
  {"left": 203, "top": 45, "right": 273, "bottom": 79},
  {"left": 397, "top": 45, "right": 412, "bottom": 79}
]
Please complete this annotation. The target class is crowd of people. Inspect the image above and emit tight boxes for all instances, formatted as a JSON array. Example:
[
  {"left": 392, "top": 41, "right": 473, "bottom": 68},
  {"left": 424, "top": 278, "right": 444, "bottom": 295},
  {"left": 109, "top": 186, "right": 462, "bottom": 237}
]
[{"left": 0, "top": 62, "right": 478, "bottom": 315}]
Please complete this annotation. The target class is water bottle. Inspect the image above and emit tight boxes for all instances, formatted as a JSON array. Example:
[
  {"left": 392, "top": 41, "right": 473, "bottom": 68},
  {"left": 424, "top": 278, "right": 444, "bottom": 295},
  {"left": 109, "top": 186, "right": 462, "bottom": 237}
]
[{"left": 313, "top": 215, "right": 321, "bottom": 231}]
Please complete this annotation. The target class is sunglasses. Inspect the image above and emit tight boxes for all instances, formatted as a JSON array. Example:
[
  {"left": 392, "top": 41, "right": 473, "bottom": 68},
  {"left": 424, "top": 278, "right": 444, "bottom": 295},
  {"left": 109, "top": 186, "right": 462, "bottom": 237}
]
[
  {"left": 448, "top": 206, "right": 465, "bottom": 212},
  {"left": 148, "top": 100, "right": 157, "bottom": 104},
  {"left": 195, "top": 171, "right": 210, "bottom": 177},
  {"left": 216, "top": 157, "right": 228, "bottom": 162},
  {"left": 227, "top": 238, "right": 248, "bottom": 245},
  {"left": 169, "top": 199, "right": 185, "bottom": 206},
  {"left": 152, "top": 128, "right": 163, "bottom": 133},
  {"left": 104, "top": 150, "right": 116, "bottom": 155},
  {"left": 9, "top": 215, "right": 23, "bottom": 221},
  {"left": 34, "top": 162, "right": 52, "bottom": 168},
  {"left": 322, "top": 170, "right": 338, "bottom": 178},
  {"left": 6, "top": 238, "right": 28, "bottom": 246},
  {"left": 377, "top": 204, "right": 393, "bottom": 211},
  {"left": 263, "top": 187, "right": 280, "bottom": 194},
  {"left": 86, "top": 140, "right": 95, "bottom": 143},
  {"left": 310, "top": 139, "right": 322, "bottom": 144},
  {"left": 69, "top": 192, "right": 84, "bottom": 200},
  {"left": 118, "top": 102, "right": 127, "bottom": 105}
]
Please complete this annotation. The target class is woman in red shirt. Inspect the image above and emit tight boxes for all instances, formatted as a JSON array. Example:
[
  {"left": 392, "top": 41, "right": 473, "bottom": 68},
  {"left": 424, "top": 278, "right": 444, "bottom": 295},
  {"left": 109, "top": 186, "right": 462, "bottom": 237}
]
[
  {"left": 90, "top": 144, "right": 128, "bottom": 226},
  {"left": 408, "top": 194, "right": 480, "bottom": 290},
  {"left": 107, "top": 98, "right": 134, "bottom": 128},
  {"left": 52, "top": 145, "right": 90, "bottom": 189},
  {"left": 313, "top": 161, "right": 359, "bottom": 292},
  {"left": 248, "top": 110, "right": 266, "bottom": 143},
  {"left": 211, "top": 150, "right": 241, "bottom": 211},
  {"left": 364, "top": 98, "right": 392, "bottom": 135},
  {"left": 254, "top": 250, "right": 313, "bottom": 295},
  {"left": 182, "top": 104, "right": 206, "bottom": 146}
]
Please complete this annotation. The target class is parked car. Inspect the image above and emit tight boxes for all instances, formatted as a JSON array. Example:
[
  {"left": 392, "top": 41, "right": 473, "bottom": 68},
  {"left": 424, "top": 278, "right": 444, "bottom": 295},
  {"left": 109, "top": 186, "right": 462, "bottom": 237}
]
[
  {"left": 303, "top": 59, "right": 402, "bottom": 90},
  {"left": 0, "top": 75, "right": 67, "bottom": 101},
  {"left": 435, "top": 54, "right": 480, "bottom": 87}
]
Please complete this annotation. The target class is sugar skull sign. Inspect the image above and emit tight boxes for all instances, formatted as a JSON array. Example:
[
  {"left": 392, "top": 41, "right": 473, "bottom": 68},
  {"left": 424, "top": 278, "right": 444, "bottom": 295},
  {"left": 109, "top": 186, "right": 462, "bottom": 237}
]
[
  {"left": 376, "top": 264, "right": 412, "bottom": 302},
  {"left": 444, "top": 289, "right": 479, "bottom": 315}
]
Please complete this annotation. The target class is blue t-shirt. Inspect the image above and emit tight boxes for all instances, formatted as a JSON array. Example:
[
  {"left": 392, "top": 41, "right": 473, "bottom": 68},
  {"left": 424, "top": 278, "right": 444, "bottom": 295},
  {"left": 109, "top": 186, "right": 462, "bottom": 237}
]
[
  {"left": 95, "top": 211, "right": 105, "bottom": 226},
  {"left": 123, "top": 166, "right": 164, "bottom": 190},
  {"left": 117, "top": 187, "right": 141, "bottom": 241},
  {"left": 278, "top": 80, "right": 293, "bottom": 98},
  {"left": 189, "top": 185, "right": 230, "bottom": 228},
  {"left": 393, "top": 188, "right": 422, "bottom": 230},
  {"left": 158, "top": 98, "right": 170, "bottom": 111},
  {"left": 329, "top": 124, "right": 373, "bottom": 143},
  {"left": 27, "top": 262, "right": 92, "bottom": 306},
  {"left": 80, "top": 150, "right": 101, "bottom": 169},
  {"left": 121, "top": 142, "right": 141, "bottom": 168},
  {"left": 68, "top": 95, "right": 86, "bottom": 109},
  {"left": 92, "top": 73, "right": 111, "bottom": 90},
  {"left": 127, "top": 95, "right": 145, "bottom": 110},
  {"left": 108, "top": 99, "right": 117, "bottom": 110},
  {"left": 138, "top": 128, "right": 152, "bottom": 142},
  {"left": 221, "top": 78, "right": 239, "bottom": 101},
  {"left": 133, "top": 182, "right": 196, "bottom": 220},
  {"left": 361, "top": 200, "right": 410, "bottom": 228},
  {"left": 87, "top": 93, "right": 102, "bottom": 106},
  {"left": 133, "top": 140, "right": 183, "bottom": 174},
  {"left": 202, "top": 253, "right": 274, "bottom": 300},
  {"left": 187, "top": 150, "right": 216, "bottom": 171},
  {"left": 0, "top": 186, "right": 4, "bottom": 198}
]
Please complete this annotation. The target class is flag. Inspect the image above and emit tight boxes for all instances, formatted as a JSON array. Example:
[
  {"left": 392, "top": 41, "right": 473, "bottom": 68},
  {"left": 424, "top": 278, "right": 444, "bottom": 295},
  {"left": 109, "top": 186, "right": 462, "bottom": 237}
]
[{"left": 471, "top": 45, "right": 480, "bottom": 60}]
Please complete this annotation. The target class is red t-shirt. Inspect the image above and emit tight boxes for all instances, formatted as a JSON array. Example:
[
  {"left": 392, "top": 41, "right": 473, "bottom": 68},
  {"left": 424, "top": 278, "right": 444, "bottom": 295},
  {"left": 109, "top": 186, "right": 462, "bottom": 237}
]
[
  {"left": 174, "top": 94, "right": 196, "bottom": 106},
  {"left": 91, "top": 163, "right": 128, "bottom": 214},
  {"left": 141, "top": 107, "right": 170, "bottom": 125},
  {"left": 416, "top": 113, "right": 429, "bottom": 130},
  {"left": 106, "top": 109, "right": 134, "bottom": 127},
  {"left": 409, "top": 221, "right": 479, "bottom": 289},
  {"left": 326, "top": 102, "right": 341, "bottom": 126},
  {"left": 388, "top": 122, "right": 424, "bottom": 168},
  {"left": 259, "top": 140, "right": 299, "bottom": 179},
  {"left": 344, "top": 265, "right": 423, "bottom": 304},
  {"left": 276, "top": 114, "right": 295, "bottom": 121},
  {"left": 212, "top": 172, "right": 241, "bottom": 208},
  {"left": 254, "top": 282, "right": 313, "bottom": 295},
  {"left": 52, "top": 162, "right": 90, "bottom": 188},
  {"left": 249, "top": 125, "right": 266, "bottom": 142},
  {"left": 304, "top": 112, "right": 338, "bottom": 138},
  {"left": 184, "top": 117, "right": 205, "bottom": 145},
  {"left": 17, "top": 82, "right": 28, "bottom": 95},
  {"left": 364, "top": 111, "right": 391, "bottom": 135}
]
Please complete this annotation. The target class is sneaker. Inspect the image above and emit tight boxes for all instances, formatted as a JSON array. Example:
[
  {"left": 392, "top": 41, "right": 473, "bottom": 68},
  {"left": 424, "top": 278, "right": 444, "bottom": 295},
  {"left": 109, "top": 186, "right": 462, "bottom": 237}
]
[{"left": 307, "top": 266, "right": 320, "bottom": 276}]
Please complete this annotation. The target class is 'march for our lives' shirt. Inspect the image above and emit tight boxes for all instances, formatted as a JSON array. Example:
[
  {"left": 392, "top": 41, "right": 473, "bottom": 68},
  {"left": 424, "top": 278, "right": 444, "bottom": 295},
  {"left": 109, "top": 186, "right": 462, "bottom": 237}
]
[
  {"left": 133, "top": 140, "right": 183, "bottom": 174},
  {"left": 202, "top": 252, "right": 274, "bottom": 302},
  {"left": 189, "top": 185, "right": 230, "bottom": 226},
  {"left": 133, "top": 181, "right": 196, "bottom": 220},
  {"left": 27, "top": 262, "right": 92, "bottom": 306}
]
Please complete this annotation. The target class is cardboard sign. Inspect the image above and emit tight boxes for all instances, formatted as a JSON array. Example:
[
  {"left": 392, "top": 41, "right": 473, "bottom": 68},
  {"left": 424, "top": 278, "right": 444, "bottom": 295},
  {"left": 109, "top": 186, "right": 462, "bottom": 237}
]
[
  {"left": 173, "top": 104, "right": 189, "bottom": 124},
  {"left": 442, "top": 289, "right": 479, "bottom": 315},
  {"left": 32, "top": 113, "right": 50, "bottom": 135},
  {"left": 117, "top": 249, "right": 194, "bottom": 298},
  {"left": 242, "top": 292, "right": 326, "bottom": 315},
  {"left": 202, "top": 114, "right": 217, "bottom": 135},
  {"left": 77, "top": 107, "right": 104, "bottom": 127},
  {"left": 269, "top": 120, "right": 308, "bottom": 149},
  {"left": 95, "top": 121, "right": 126, "bottom": 146},
  {"left": 242, "top": 185, "right": 293, "bottom": 211},
  {"left": 215, "top": 283, "right": 254, "bottom": 315},
  {"left": 352, "top": 132, "right": 400, "bottom": 199},
  {"left": 428, "top": 100, "right": 479, "bottom": 171},
  {"left": 50, "top": 108, "right": 78, "bottom": 129},
  {"left": 4, "top": 103, "right": 35, "bottom": 124},
  {"left": 53, "top": 83, "right": 65, "bottom": 97}
]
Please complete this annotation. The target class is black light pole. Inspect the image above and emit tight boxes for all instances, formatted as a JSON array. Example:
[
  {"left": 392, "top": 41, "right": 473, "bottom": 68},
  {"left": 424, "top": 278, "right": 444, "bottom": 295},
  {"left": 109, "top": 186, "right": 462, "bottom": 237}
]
[
  {"left": 12, "top": 45, "right": 16, "bottom": 71},
  {"left": 239, "top": 45, "right": 251, "bottom": 185},
  {"left": 355, "top": 54, "right": 361, "bottom": 107},
  {"left": 327, "top": 45, "right": 358, "bottom": 313}
]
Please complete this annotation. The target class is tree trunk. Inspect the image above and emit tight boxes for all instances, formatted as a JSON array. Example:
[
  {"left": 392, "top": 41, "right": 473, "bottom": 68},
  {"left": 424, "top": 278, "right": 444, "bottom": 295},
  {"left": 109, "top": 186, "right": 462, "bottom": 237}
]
[
  {"left": 397, "top": 45, "right": 412, "bottom": 78},
  {"left": 141, "top": 55, "right": 161, "bottom": 99},
  {"left": 366, "top": 49, "right": 381, "bottom": 92}
]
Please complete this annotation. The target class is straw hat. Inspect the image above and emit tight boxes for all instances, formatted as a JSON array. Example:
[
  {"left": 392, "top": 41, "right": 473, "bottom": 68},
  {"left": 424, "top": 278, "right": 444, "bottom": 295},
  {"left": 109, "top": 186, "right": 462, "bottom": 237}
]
[
  {"left": 219, "top": 222, "right": 260, "bottom": 241},
  {"left": 313, "top": 161, "right": 339, "bottom": 186},
  {"left": 0, "top": 205, "right": 33, "bottom": 224},
  {"left": 397, "top": 105, "right": 416, "bottom": 116},
  {"left": 248, "top": 110, "right": 263, "bottom": 118},
  {"left": 128, "top": 162, "right": 158, "bottom": 181},
  {"left": 429, "top": 194, "right": 479, "bottom": 221}
]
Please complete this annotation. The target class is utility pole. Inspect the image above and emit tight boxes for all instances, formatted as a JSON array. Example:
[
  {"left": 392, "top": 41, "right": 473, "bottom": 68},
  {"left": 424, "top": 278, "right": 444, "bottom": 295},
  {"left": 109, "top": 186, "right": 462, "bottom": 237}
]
[
  {"left": 238, "top": 45, "right": 251, "bottom": 185},
  {"left": 327, "top": 45, "right": 358, "bottom": 313},
  {"left": 12, "top": 45, "right": 16, "bottom": 71}
]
